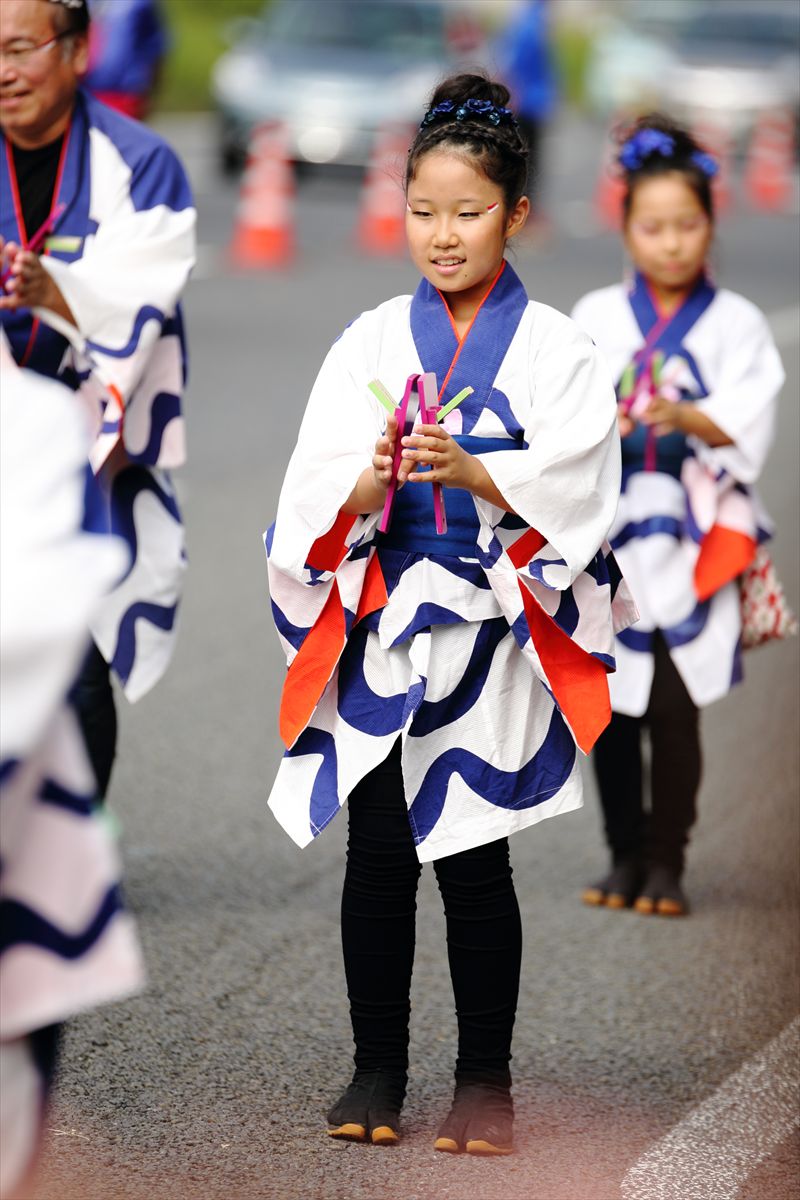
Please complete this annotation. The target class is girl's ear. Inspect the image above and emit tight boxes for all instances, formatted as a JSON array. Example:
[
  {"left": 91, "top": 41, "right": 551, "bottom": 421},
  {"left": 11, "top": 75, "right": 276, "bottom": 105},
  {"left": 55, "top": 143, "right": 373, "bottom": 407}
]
[{"left": 505, "top": 196, "right": 530, "bottom": 241}]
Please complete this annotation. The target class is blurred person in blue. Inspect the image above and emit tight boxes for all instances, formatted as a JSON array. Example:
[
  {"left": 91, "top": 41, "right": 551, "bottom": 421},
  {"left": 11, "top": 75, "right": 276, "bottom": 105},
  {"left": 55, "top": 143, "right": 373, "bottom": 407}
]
[
  {"left": 571, "top": 116, "right": 786, "bottom": 918},
  {"left": 0, "top": 0, "right": 196, "bottom": 804},
  {"left": 85, "top": 0, "right": 167, "bottom": 121},
  {"left": 495, "top": 0, "right": 557, "bottom": 220}
]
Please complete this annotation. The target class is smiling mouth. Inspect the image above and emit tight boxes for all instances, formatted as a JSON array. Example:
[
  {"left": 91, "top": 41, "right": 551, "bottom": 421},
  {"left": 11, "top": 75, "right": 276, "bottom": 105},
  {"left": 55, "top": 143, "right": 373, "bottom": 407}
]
[{"left": 432, "top": 257, "right": 465, "bottom": 267}]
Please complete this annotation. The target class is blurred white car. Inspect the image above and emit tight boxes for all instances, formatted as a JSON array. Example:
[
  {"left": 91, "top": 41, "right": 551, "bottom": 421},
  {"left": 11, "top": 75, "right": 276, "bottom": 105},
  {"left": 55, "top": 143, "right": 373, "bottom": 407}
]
[
  {"left": 212, "top": 0, "right": 484, "bottom": 172},
  {"left": 586, "top": 0, "right": 799, "bottom": 146},
  {"left": 659, "top": 3, "right": 800, "bottom": 145},
  {"left": 584, "top": 0, "right": 689, "bottom": 118}
]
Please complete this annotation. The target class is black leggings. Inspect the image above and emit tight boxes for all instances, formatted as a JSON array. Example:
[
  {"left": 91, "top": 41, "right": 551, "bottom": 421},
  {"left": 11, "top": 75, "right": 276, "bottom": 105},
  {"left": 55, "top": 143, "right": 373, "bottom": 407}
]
[
  {"left": 68, "top": 641, "right": 117, "bottom": 800},
  {"left": 592, "top": 634, "right": 701, "bottom": 874},
  {"left": 342, "top": 740, "right": 522, "bottom": 1088}
]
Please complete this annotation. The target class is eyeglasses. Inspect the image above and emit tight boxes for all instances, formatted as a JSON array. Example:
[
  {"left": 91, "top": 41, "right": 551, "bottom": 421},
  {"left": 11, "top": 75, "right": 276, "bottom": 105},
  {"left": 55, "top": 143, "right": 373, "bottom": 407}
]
[{"left": 0, "top": 33, "right": 70, "bottom": 66}]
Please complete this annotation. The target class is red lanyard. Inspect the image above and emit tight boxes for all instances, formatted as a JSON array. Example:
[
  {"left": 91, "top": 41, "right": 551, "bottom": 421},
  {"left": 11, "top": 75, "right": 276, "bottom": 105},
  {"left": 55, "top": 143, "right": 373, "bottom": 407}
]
[
  {"left": 4, "top": 122, "right": 71, "bottom": 367},
  {"left": 435, "top": 260, "right": 506, "bottom": 403}
]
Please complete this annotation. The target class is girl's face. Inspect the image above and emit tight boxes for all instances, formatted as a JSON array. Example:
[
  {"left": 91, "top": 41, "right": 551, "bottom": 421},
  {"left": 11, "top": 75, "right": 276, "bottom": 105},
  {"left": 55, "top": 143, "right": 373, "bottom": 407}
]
[
  {"left": 406, "top": 150, "right": 528, "bottom": 322},
  {"left": 624, "top": 172, "right": 713, "bottom": 306}
]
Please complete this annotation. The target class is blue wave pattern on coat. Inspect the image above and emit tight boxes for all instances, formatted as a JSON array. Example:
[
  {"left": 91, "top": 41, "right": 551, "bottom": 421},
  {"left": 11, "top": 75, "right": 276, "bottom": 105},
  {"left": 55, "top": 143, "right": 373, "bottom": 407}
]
[
  {"left": 0, "top": 886, "right": 123, "bottom": 959},
  {"left": 285, "top": 727, "right": 341, "bottom": 837},
  {"left": 408, "top": 708, "right": 576, "bottom": 844},
  {"left": 0, "top": 89, "right": 195, "bottom": 703}
]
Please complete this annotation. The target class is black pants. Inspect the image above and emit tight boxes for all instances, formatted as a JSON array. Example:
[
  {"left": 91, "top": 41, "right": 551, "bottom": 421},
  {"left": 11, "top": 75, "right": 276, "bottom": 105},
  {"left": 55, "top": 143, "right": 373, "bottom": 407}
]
[
  {"left": 342, "top": 740, "right": 522, "bottom": 1088},
  {"left": 592, "top": 634, "right": 701, "bottom": 875},
  {"left": 68, "top": 641, "right": 117, "bottom": 800}
]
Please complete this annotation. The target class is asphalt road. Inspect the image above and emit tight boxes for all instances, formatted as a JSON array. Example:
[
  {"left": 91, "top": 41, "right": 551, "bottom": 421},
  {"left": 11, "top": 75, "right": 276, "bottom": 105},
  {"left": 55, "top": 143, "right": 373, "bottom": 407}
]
[{"left": 25, "top": 113, "right": 800, "bottom": 1200}]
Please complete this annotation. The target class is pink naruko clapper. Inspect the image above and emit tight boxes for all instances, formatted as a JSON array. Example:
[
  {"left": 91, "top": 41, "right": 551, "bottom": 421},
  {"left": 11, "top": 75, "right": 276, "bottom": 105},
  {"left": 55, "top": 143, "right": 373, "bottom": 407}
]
[{"left": 378, "top": 371, "right": 448, "bottom": 535}]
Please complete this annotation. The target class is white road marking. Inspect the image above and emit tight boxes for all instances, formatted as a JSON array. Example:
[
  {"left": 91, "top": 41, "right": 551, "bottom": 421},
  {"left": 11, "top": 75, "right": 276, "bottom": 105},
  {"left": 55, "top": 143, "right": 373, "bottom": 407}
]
[
  {"left": 767, "top": 304, "right": 800, "bottom": 347},
  {"left": 621, "top": 1015, "right": 800, "bottom": 1200}
]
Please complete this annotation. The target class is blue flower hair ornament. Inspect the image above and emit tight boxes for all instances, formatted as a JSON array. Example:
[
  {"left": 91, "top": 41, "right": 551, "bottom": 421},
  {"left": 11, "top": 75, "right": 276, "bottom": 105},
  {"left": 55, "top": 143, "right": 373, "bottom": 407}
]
[
  {"left": 619, "top": 128, "right": 719, "bottom": 178},
  {"left": 691, "top": 151, "right": 719, "bottom": 178},
  {"left": 619, "top": 129, "right": 675, "bottom": 171},
  {"left": 421, "top": 98, "right": 517, "bottom": 129}
]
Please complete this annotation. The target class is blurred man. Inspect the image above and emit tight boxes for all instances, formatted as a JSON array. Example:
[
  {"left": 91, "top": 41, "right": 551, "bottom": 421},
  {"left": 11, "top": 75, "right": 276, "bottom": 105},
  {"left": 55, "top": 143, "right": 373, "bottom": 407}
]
[
  {"left": 85, "top": 0, "right": 167, "bottom": 121},
  {"left": 0, "top": 0, "right": 196, "bottom": 800}
]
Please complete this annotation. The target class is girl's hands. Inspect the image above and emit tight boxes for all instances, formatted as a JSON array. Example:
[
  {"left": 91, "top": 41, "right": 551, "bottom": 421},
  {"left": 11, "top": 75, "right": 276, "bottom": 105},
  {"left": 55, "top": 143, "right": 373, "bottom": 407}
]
[
  {"left": 400, "top": 424, "right": 478, "bottom": 489},
  {"left": 641, "top": 396, "right": 683, "bottom": 437},
  {"left": 372, "top": 411, "right": 398, "bottom": 491},
  {"left": 345, "top": 418, "right": 516, "bottom": 516}
]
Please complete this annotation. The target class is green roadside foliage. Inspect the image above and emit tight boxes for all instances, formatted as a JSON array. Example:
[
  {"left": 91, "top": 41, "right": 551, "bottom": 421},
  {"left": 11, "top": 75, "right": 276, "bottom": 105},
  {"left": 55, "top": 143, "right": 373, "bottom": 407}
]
[
  {"left": 552, "top": 22, "right": 593, "bottom": 108},
  {"left": 156, "top": 0, "right": 272, "bottom": 112}
]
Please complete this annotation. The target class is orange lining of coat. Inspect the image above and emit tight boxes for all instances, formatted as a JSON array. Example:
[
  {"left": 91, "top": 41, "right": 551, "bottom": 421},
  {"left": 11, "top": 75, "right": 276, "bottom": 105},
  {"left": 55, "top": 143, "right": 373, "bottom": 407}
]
[
  {"left": 356, "top": 553, "right": 389, "bottom": 623},
  {"left": 694, "top": 526, "right": 757, "bottom": 602},
  {"left": 279, "top": 580, "right": 346, "bottom": 749},
  {"left": 517, "top": 580, "right": 611, "bottom": 754},
  {"left": 306, "top": 510, "right": 358, "bottom": 573},
  {"left": 506, "top": 527, "right": 547, "bottom": 569}
]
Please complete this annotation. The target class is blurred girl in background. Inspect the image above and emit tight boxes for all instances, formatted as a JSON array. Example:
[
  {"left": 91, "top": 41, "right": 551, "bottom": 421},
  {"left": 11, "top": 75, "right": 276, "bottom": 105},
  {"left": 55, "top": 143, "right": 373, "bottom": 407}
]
[{"left": 572, "top": 115, "right": 785, "bottom": 918}]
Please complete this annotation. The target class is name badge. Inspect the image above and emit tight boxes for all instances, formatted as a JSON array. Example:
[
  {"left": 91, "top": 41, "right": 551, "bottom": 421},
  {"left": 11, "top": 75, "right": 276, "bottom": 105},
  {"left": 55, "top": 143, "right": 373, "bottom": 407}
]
[{"left": 44, "top": 236, "right": 83, "bottom": 253}]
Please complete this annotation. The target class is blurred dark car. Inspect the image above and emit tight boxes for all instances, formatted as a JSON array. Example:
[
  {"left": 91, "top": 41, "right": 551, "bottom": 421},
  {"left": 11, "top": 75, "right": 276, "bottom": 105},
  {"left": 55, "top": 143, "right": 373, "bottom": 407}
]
[
  {"left": 660, "top": 3, "right": 800, "bottom": 146},
  {"left": 211, "top": 0, "right": 484, "bottom": 172}
]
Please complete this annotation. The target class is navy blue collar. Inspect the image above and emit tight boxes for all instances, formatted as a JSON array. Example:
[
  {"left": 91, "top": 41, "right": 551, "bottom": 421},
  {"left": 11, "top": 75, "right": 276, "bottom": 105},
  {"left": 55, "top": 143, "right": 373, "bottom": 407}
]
[
  {"left": 628, "top": 270, "right": 716, "bottom": 360},
  {"left": 410, "top": 260, "right": 528, "bottom": 434}
]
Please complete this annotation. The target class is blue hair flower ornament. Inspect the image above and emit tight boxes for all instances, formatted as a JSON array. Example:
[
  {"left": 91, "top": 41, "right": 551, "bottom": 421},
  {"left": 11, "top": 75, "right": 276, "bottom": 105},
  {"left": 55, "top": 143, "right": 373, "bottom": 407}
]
[
  {"left": 619, "top": 129, "right": 675, "bottom": 171},
  {"left": 421, "top": 98, "right": 517, "bottom": 129},
  {"left": 691, "top": 151, "right": 719, "bottom": 178}
]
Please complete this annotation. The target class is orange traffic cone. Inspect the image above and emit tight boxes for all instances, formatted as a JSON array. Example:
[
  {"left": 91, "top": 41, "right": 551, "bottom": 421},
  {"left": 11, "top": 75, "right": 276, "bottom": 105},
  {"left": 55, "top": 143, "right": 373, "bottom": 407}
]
[
  {"left": 744, "top": 109, "right": 795, "bottom": 213},
  {"left": 357, "top": 124, "right": 411, "bottom": 256},
  {"left": 692, "top": 121, "right": 732, "bottom": 215},
  {"left": 594, "top": 123, "right": 626, "bottom": 230},
  {"left": 230, "top": 122, "right": 295, "bottom": 269}
]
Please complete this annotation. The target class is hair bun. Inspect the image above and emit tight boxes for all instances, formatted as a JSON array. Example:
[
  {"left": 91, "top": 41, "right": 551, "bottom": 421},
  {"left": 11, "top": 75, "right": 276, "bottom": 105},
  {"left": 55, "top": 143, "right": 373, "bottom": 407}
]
[
  {"left": 614, "top": 111, "right": 717, "bottom": 221},
  {"left": 428, "top": 73, "right": 511, "bottom": 113},
  {"left": 406, "top": 71, "right": 529, "bottom": 212}
]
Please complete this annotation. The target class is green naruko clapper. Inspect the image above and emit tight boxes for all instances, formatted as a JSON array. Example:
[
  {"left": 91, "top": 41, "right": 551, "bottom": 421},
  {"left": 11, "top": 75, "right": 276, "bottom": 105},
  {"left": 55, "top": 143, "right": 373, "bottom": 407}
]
[
  {"left": 651, "top": 350, "right": 665, "bottom": 387},
  {"left": 369, "top": 380, "right": 473, "bottom": 421},
  {"left": 619, "top": 363, "right": 635, "bottom": 399},
  {"left": 368, "top": 379, "right": 398, "bottom": 414},
  {"left": 437, "top": 386, "right": 473, "bottom": 421}
]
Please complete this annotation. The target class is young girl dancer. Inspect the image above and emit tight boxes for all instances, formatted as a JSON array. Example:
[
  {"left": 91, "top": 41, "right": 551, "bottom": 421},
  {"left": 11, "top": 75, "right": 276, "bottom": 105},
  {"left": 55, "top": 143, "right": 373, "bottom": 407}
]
[
  {"left": 266, "top": 74, "right": 633, "bottom": 1155},
  {"left": 572, "top": 115, "right": 784, "bottom": 918}
]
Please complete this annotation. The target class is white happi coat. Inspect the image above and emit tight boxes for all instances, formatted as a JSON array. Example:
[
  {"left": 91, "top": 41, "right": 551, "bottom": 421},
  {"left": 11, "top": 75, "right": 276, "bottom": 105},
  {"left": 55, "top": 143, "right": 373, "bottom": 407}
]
[
  {"left": 572, "top": 274, "right": 784, "bottom": 716},
  {"left": 0, "top": 89, "right": 196, "bottom": 701},
  {"left": 266, "top": 263, "right": 636, "bottom": 861},
  {"left": 0, "top": 356, "right": 143, "bottom": 1196}
]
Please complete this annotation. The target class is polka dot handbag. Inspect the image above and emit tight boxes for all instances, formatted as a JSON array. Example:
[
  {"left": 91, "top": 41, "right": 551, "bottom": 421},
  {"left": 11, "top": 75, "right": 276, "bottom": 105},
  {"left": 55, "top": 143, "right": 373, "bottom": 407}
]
[{"left": 739, "top": 545, "right": 798, "bottom": 650}]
